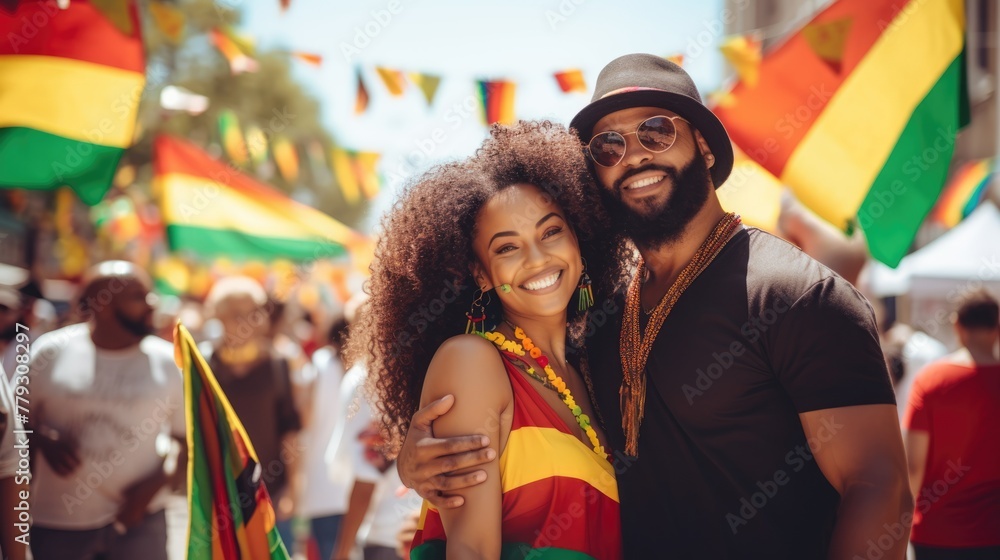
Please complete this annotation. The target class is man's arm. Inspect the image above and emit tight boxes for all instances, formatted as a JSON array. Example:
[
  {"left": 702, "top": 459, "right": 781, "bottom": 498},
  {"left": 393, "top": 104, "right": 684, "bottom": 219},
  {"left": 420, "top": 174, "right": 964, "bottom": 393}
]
[
  {"left": 117, "top": 434, "right": 187, "bottom": 530},
  {"left": 331, "top": 479, "right": 377, "bottom": 560},
  {"left": 903, "top": 430, "right": 929, "bottom": 501},
  {"left": 800, "top": 404, "right": 913, "bottom": 560},
  {"left": 396, "top": 395, "right": 497, "bottom": 508}
]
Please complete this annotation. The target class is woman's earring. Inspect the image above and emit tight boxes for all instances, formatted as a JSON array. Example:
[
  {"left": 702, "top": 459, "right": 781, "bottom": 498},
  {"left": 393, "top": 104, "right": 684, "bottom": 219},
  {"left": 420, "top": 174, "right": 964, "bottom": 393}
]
[
  {"left": 466, "top": 287, "right": 488, "bottom": 335},
  {"left": 577, "top": 260, "right": 594, "bottom": 312}
]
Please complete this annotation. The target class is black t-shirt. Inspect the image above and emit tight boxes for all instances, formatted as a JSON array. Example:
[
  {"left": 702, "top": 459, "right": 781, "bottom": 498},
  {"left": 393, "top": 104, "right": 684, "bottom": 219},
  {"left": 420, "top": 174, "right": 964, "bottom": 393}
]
[{"left": 587, "top": 228, "right": 895, "bottom": 559}]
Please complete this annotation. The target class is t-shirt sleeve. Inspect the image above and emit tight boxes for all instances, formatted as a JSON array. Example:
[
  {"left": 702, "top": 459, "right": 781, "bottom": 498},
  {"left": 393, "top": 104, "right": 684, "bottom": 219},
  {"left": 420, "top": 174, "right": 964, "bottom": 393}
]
[
  {"left": 902, "top": 371, "right": 930, "bottom": 431},
  {"left": 769, "top": 276, "right": 896, "bottom": 412}
]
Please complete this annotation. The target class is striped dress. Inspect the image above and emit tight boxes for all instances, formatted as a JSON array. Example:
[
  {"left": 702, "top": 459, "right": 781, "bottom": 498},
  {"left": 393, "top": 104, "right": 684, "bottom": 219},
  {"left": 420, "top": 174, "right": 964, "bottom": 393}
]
[{"left": 410, "top": 352, "right": 622, "bottom": 559}]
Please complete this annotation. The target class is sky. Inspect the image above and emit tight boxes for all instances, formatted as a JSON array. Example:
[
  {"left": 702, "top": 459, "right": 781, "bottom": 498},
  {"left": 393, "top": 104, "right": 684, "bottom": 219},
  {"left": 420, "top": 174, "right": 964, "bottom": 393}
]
[{"left": 241, "top": 0, "right": 730, "bottom": 227}]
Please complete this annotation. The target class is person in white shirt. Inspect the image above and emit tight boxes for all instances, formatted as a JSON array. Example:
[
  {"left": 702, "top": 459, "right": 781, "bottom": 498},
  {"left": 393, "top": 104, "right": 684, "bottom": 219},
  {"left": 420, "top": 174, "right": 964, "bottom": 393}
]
[
  {"left": 18, "top": 261, "right": 186, "bottom": 560},
  {"left": 0, "top": 365, "right": 28, "bottom": 560},
  {"left": 298, "top": 317, "right": 349, "bottom": 560}
]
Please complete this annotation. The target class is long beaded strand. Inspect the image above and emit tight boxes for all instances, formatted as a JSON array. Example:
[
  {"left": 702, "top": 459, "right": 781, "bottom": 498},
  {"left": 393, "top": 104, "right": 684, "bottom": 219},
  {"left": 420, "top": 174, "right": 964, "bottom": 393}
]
[{"left": 620, "top": 212, "right": 742, "bottom": 456}]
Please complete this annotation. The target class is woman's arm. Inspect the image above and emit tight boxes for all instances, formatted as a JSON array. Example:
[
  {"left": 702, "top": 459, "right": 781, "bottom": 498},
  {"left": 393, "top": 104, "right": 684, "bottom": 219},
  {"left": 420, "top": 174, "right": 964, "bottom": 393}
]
[{"left": 419, "top": 335, "right": 511, "bottom": 560}]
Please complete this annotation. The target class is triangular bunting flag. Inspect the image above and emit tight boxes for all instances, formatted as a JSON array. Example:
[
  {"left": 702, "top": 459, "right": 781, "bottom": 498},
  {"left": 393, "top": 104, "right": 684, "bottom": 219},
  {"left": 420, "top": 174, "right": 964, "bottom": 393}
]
[
  {"left": 353, "top": 152, "right": 381, "bottom": 200},
  {"left": 218, "top": 110, "right": 248, "bottom": 166},
  {"left": 802, "top": 18, "right": 853, "bottom": 74},
  {"left": 720, "top": 34, "right": 762, "bottom": 87},
  {"left": 476, "top": 80, "right": 516, "bottom": 126},
  {"left": 375, "top": 67, "right": 407, "bottom": 96},
  {"left": 210, "top": 28, "right": 258, "bottom": 74},
  {"left": 554, "top": 69, "right": 586, "bottom": 93},
  {"left": 149, "top": 1, "right": 184, "bottom": 44},
  {"left": 665, "top": 53, "right": 685, "bottom": 67},
  {"left": 292, "top": 51, "right": 322, "bottom": 66},
  {"left": 272, "top": 136, "right": 300, "bottom": 182},
  {"left": 331, "top": 146, "right": 362, "bottom": 204},
  {"left": 408, "top": 72, "right": 442, "bottom": 106},
  {"left": 245, "top": 125, "right": 268, "bottom": 166},
  {"left": 355, "top": 68, "right": 370, "bottom": 114}
]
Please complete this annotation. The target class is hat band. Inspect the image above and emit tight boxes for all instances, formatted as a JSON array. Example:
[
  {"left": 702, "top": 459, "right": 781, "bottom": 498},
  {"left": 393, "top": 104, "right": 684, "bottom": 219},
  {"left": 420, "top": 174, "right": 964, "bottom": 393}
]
[{"left": 600, "top": 86, "right": 670, "bottom": 99}]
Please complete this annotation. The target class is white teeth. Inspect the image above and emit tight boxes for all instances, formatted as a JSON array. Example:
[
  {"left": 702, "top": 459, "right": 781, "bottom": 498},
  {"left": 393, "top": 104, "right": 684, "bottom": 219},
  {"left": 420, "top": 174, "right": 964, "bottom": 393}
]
[
  {"left": 627, "top": 176, "right": 663, "bottom": 190},
  {"left": 523, "top": 272, "right": 560, "bottom": 291}
]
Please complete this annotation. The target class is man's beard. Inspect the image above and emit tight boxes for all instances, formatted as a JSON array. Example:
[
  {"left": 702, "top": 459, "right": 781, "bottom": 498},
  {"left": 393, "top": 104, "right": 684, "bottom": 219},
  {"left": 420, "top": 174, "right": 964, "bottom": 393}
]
[
  {"left": 600, "top": 150, "right": 712, "bottom": 249},
  {"left": 115, "top": 309, "right": 153, "bottom": 337}
]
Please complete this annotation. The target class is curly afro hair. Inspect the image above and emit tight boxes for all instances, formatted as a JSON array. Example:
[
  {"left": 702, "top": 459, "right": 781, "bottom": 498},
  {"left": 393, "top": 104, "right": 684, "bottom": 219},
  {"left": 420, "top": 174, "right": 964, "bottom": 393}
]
[{"left": 346, "top": 120, "right": 632, "bottom": 448}]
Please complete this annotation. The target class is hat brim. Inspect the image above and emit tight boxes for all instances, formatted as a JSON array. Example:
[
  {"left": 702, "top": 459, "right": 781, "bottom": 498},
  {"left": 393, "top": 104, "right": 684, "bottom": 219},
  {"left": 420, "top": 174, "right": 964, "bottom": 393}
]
[{"left": 570, "top": 90, "right": 734, "bottom": 188}]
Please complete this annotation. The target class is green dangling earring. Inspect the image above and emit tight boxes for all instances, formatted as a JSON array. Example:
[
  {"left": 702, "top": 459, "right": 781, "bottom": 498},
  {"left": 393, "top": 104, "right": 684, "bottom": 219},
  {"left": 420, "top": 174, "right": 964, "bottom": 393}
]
[{"left": 577, "top": 259, "right": 594, "bottom": 311}]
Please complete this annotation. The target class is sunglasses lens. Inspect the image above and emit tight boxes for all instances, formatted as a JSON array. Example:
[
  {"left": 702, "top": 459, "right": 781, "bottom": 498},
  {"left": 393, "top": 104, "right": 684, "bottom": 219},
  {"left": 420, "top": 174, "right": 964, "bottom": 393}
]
[
  {"left": 637, "top": 116, "right": 677, "bottom": 152},
  {"left": 588, "top": 132, "right": 626, "bottom": 167}
]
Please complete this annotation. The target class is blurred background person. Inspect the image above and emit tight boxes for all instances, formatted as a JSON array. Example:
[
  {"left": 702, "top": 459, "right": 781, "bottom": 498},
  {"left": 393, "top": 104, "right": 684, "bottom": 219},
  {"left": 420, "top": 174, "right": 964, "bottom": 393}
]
[
  {"left": 904, "top": 289, "right": 1000, "bottom": 559},
  {"left": 329, "top": 294, "right": 419, "bottom": 560},
  {"left": 19, "top": 261, "right": 186, "bottom": 560},
  {"left": 297, "top": 315, "right": 349, "bottom": 560},
  {"left": 203, "top": 276, "right": 302, "bottom": 553},
  {"left": 0, "top": 353, "right": 27, "bottom": 560}
]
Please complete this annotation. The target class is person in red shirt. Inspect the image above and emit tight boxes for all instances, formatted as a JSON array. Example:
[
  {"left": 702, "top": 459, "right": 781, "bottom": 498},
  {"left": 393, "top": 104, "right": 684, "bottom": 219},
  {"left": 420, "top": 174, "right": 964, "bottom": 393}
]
[{"left": 904, "top": 289, "right": 1000, "bottom": 559}]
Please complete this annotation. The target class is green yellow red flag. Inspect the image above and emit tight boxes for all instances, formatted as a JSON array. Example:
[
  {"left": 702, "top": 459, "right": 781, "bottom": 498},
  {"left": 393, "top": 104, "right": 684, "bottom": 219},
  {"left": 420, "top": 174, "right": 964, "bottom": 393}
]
[
  {"left": 0, "top": 0, "right": 144, "bottom": 205},
  {"left": 714, "top": 0, "right": 968, "bottom": 266}
]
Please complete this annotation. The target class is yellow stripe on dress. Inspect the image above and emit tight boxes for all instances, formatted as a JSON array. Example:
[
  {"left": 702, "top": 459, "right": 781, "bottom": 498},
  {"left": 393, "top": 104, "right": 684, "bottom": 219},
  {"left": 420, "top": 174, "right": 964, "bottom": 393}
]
[{"left": 500, "top": 426, "right": 618, "bottom": 502}]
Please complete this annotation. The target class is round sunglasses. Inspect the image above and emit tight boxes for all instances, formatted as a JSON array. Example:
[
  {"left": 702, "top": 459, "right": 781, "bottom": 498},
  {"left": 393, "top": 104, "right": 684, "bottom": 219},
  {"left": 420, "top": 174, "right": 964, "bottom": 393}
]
[{"left": 584, "top": 115, "right": 688, "bottom": 168}]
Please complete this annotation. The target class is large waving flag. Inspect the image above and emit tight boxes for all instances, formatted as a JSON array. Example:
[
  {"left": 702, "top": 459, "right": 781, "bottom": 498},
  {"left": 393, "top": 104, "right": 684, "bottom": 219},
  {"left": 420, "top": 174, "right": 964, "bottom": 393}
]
[
  {"left": 174, "top": 323, "right": 290, "bottom": 560},
  {"left": 154, "top": 135, "right": 367, "bottom": 262},
  {"left": 0, "top": 0, "right": 144, "bottom": 205},
  {"left": 714, "top": 0, "right": 968, "bottom": 266}
]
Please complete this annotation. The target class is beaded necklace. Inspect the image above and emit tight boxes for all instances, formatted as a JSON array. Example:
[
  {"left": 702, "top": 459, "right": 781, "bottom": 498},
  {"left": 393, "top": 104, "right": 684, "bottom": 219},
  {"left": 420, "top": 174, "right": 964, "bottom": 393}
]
[
  {"left": 620, "top": 212, "right": 742, "bottom": 456},
  {"left": 481, "top": 326, "right": 608, "bottom": 460}
]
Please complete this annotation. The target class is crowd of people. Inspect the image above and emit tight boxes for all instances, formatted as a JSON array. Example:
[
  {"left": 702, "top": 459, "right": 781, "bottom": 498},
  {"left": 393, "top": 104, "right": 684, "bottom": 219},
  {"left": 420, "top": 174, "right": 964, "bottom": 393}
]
[{"left": 0, "top": 54, "right": 996, "bottom": 560}]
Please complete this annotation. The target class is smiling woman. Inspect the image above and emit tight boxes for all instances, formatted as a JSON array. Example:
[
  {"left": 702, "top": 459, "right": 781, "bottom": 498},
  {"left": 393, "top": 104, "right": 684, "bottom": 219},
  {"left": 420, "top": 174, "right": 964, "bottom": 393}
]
[{"left": 346, "top": 120, "right": 632, "bottom": 559}]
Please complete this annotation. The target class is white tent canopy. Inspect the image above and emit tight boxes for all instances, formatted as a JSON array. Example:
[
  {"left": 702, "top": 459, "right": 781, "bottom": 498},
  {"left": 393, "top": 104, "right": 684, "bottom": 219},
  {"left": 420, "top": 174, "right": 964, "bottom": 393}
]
[{"left": 870, "top": 201, "right": 1000, "bottom": 298}]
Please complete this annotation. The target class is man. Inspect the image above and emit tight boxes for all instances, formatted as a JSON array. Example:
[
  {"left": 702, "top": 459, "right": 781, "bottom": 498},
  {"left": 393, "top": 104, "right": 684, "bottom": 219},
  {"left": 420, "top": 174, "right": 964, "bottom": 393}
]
[
  {"left": 396, "top": 54, "right": 911, "bottom": 558},
  {"left": 19, "top": 261, "right": 186, "bottom": 560},
  {"left": 203, "top": 276, "right": 302, "bottom": 552},
  {"left": 904, "top": 290, "right": 1000, "bottom": 559}
]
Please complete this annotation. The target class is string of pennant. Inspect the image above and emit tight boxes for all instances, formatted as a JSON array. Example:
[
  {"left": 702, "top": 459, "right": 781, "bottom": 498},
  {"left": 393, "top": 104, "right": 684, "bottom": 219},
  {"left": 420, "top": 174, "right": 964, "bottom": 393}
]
[{"left": 148, "top": 0, "right": 851, "bottom": 207}]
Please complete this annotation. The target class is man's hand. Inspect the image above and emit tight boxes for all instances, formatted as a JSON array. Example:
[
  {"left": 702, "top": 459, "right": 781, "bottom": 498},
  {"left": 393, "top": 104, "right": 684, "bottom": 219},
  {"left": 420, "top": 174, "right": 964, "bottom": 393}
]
[
  {"left": 115, "top": 487, "right": 149, "bottom": 531},
  {"left": 397, "top": 395, "right": 496, "bottom": 508},
  {"left": 37, "top": 427, "right": 80, "bottom": 477}
]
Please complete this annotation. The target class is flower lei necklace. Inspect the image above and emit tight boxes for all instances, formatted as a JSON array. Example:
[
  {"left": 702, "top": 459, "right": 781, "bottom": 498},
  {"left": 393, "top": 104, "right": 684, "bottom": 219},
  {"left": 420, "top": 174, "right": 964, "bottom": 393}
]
[{"left": 481, "top": 324, "right": 608, "bottom": 460}]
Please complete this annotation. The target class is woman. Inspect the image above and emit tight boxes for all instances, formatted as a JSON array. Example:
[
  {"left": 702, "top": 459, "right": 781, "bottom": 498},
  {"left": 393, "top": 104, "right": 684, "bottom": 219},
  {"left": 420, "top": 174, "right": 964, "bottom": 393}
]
[{"left": 347, "top": 121, "right": 630, "bottom": 559}]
